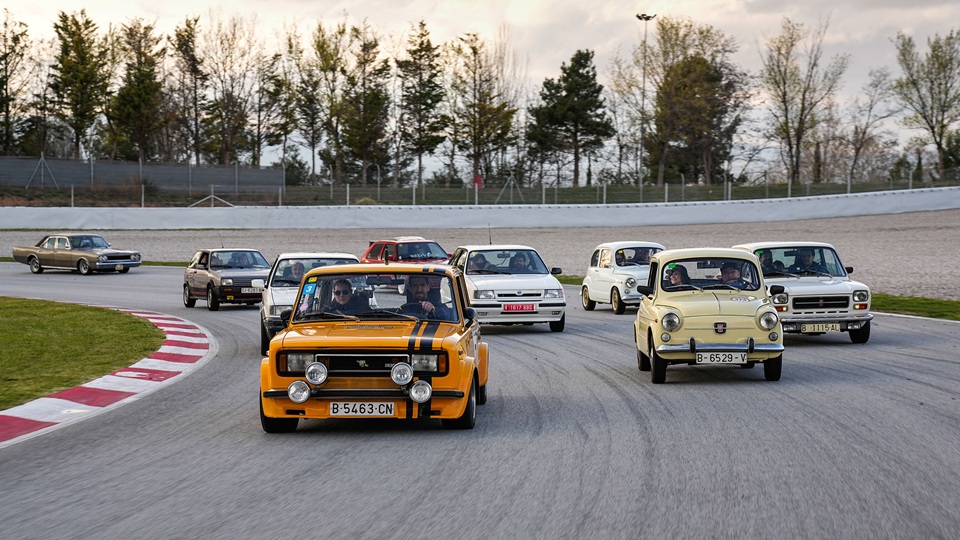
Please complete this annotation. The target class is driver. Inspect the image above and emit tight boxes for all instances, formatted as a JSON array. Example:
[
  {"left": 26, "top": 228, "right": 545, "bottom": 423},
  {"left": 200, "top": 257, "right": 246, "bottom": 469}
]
[
  {"left": 720, "top": 261, "right": 750, "bottom": 289},
  {"left": 401, "top": 275, "right": 453, "bottom": 320}
]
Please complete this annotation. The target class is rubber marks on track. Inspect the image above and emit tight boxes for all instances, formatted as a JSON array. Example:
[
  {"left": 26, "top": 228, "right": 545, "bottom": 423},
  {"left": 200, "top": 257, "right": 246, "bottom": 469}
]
[{"left": 0, "top": 309, "right": 211, "bottom": 447}]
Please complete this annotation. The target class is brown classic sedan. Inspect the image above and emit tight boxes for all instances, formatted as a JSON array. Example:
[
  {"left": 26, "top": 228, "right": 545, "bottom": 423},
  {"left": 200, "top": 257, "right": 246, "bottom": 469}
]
[{"left": 11, "top": 233, "right": 142, "bottom": 275}]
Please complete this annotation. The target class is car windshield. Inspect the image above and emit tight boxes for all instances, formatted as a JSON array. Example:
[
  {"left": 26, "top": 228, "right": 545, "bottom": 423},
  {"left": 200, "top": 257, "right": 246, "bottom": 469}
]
[
  {"left": 466, "top": 249, "right": 549, "bottom": 275},
  {"left": 660, "top": 257, "right": 761, "bottom": 291},
  {"left": 754, "top": 247, "right": 846, "bottom": 277},
  {"left": 396, "top": 242, "right": 448, "bottom": 261},
  {"left": 211, "top": 250, "right": 270, "bottom": 269},
  {"left": 292, "top": 271, "right": 459, "bottom": 323},
  {"left": 271, "top": 257, "right": 356, "bottom": 286},
  {"left": 68, "top": 235, "right": 109, "bottom": 250},
  {"left": 614, "top": 246, "right": 661, "bottom": 267}
]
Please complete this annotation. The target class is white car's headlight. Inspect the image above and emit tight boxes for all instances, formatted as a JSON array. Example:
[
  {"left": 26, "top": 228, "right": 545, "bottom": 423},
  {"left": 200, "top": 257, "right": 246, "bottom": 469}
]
[
  {"left": 270, "top": 304, "right": 291, "bottom": 316},
  {"left": 625, "top": 277, "right": 636, "bottom": 288},
  {"left": 222, "top": 278, "right": 233, "bottom": 286},
  {"left": 474, "top": 290, "right": 495, "bottom": 300},
  {"left": 544, "top": 289, "right": 564, "bottom": 299},
  {"left": 661, "top": 313, "right": 681, "bottom": 332},
  {"left": 759, "top": 311, "right": 780, "bottom": 330},
  {"left": 410, "top": 354, "right": 438, "bottom": 371},
  {"left": 771, "top": 292, "right": 788, "bottom": 305},
  {"left": 853, "top": 290, "right": 869, "bottom": 302}
]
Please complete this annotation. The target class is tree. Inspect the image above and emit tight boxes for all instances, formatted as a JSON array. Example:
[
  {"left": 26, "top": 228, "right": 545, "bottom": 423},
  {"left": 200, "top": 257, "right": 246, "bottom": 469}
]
[
  {"left": 170, "top": 16, "right": 208, "bottom": 165},
  {"left": 844, "top": 68, "right": 899, "bottom": 187},
  {"left": 449, "top": 32, "right": 516, "bottom": 188},
  {"left": 893, "top": 29, "right": 960, "bottom": 179},
  {"left": 311, "top": 17, "right": 349, "bottom": 185},
  {"left": 0, "top": 9, "right": 32, "bottom": 155},
  {"left": 50, "top": 10, "right": 110, "bottom": 159},
  {"left": 341, "top": 21, "right": 391, "bottom": 187},
  {"left": 110, "top": 18, "right": 166, "bottom": 161},
  {"left": 528, "top": 50, "right": 613, "bottom": 187},
  {"left": 396, "top": 20, "right": 447, "bottom": 188},
  {"left": 760, "top": 17, "right": 849, "bottom": 188}
]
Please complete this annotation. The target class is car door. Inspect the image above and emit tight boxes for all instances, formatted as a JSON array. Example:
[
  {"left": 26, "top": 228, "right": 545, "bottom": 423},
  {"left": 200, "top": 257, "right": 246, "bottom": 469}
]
[
  {"left": 36, "top": 236, "right": 58, "bottom": 267},
  {"left": 53, "top": 236, "right": 72, "bottom": 268},
  {"left": 184, "top": 251, "right": 206, "bottom": 295},
  {"left": 593, "top": 248, "right": 614, "bottom": 302}
]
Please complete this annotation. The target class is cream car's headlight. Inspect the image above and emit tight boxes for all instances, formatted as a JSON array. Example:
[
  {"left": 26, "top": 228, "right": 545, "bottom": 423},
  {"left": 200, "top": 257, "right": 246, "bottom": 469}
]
[
  {"left": 759, "top": 311, "right": 780, "bottom": 330},
  {"left": 853, "top": 290, "right": 869, "bottom": 302},
  {"left": 474, "top": 290, "right": 495, "bottom": 300},
  {"left": 661, "top": 313, "right": 681, "bottom": 332},
  {"left": 771, "top": 292, "right": 788, "bottom": 305},
  {"left": 410, "top": 354, "right": 438, "bottom": 371},
  {"left": 544, "top": 289, "right": 563, "bottom": 299},
  {"left": 222, "top": 278, "right": 234, "bottom": 286}
]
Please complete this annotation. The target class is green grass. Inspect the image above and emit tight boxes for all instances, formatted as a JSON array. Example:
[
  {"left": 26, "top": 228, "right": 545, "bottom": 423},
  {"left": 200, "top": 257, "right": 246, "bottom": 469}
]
[
  {"left": 871, "top": 293, "right": 960, "bottom": 321},
  {"left": 0, "top": 298, "right": 166, "bottom": 410}
]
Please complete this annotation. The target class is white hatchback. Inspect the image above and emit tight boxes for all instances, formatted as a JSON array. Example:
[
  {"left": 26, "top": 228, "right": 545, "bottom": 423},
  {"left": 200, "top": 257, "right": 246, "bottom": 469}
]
[
  {"left": 448, "top": 244, "right": 566, "bottom": 332},
  {"left": 581, "top": 241, "right": 665, "bottom": 314},
  {"left": 254, "top": 252, "right": 359, "bottom": 354}
]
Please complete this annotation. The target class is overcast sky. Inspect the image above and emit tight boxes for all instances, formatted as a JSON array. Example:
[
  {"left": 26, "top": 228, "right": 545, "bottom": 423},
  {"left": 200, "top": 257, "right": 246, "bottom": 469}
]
[{"left": 6, "top": 0, "right": 960, "bottom": 99}]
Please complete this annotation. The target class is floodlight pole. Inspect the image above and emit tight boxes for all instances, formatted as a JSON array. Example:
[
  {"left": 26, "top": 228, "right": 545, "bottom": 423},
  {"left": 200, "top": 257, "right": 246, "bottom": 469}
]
[{"left": 636, "top": 13, "right": 656, "bottom": 200}]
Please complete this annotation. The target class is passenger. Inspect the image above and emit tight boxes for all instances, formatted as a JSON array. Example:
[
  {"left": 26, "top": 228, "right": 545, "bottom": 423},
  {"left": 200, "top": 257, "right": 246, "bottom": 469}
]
[
  {"left": 666, "top": 265, "right": 690, "bottom": 287},
  {"left": 468, "top": 253, "right": 491, "bottom": 273},
  {"left": 325, "top": 279, "right": 366, "bottom": 314},
  {"left": 634, "top": 249, "right": 652, "bottom": 264},
  {"left": 401, "top": 275, "right": 453, "bottom": 320},
  {"left": 209, "top": 254, "right": 221, "bottom": 268},
  {"left": 508, "top": 253, "right": 529, "bottom": 273},
  {"left": 615, "top": 251, "right": 627, "bottom": 266},
  {"left": 789, "top": 249, "right": 827, "bottom": 274},
  {"left": 290, "top": 262, "right": 305, "bottom": 281},
  {"left": 758, "top": 250, "right": 777, "bottom": 274}
]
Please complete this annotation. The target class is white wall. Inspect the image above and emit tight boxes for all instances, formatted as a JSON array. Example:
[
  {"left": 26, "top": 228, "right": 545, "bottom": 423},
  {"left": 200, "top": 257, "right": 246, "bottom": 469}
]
[{"left": 2, "top": 186, "right": 958, "bottom": 230}]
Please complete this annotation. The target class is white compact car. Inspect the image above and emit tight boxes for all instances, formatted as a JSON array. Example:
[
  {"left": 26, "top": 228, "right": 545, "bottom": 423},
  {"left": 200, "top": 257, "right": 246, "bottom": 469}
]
[
  {"left": 254, "top": 252, "right": 359, "bottom": 354},
  {"left": 581, "top": 241, "right": 665, "bottom": 314},
  {"left": 733, "top": 242, "right": 873, "bottom": 343},
  {"left": 448, "top": 244, "right": 566, "bottom": 332}
]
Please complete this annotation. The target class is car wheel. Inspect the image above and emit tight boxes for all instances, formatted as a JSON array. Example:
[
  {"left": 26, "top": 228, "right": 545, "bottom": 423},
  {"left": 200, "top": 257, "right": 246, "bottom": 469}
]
[
  {"left": 582, "top": 287, "right": 596, "bottom": 311},
  {"left": 28, "top": 257, "right": 43, "bottom": 274},
  {"left": 650, "top": 342, "right": 666, "bottom": 384},
  {"left": 764, "top": 355, "right": 782, "bottom": 381},
  {"left": 206, "top": 286, "right": 220, "bottom": 311},
  {"left": 77, "top": 259, "right": 92, "bottom": 275},
  {"left": 443, "top": 376, "right": 476, "bottom": 430},
  {"left": 260, "top": 324, "right": 271, "bottom": 356},
  {"left": 849, "top": 320, "right": 871, "bottom": 344},
  {"left": 477, "top": 382, "right": 487, "bottom": 405},
  {"left": 549, "top": 314, "right": 565, "bottom": 332},
  {"left": 260, "top": 397, "right": 298, "bottom": 433},
  {"left": 183, "top": 285, "right": 196, "bottom": 308},
  {"left": 118, "top": 267, "right": 130, "bottom": 274},
  {"left": 637, "top": 347, "right": 651, "bottom": 371},
  {"left": 397, "top": 283, "right": 405, "bottom": 295},
  {"left": 612, "top": 288, "right": 625, "bottom": 314}
]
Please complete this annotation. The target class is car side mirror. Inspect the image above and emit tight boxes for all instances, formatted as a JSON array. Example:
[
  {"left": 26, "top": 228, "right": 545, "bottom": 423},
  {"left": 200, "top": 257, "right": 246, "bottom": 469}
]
[
  {"left": 251, "top": 278, "right": 265, "bottom": 288},
  {"left": 463, "top": 307, "right": 477, "bottom": 323},
  {"left": 636, "top": 285, "right": 652, "bottom": 296},
  {"left": 845, "top": 266, "right": 854, "bottom": 274},
  {"left": 551, "top": 267, "right": 562, "bottom": 275},
  {"left": 769, "top": 285, "right": 785, "bottom": 295},
  {"left": 280, "top": 308, "right": 293, "bottom": 326}
]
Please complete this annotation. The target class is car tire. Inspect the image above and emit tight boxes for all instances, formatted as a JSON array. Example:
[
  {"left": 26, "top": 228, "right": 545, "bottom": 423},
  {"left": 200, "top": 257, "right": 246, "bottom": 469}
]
[
  {"left": 207, "top": 286, "right": 220, "bottom": 311},
  {"left": 477, "top": 382, "right": 487, "bottom": 405},
  {"left": 118, "top": 267, "right": 130, "bottom": 274},
  {"left": 28, "top": 257, "right": 43, "bottom": 274},
  {"left": 443, "top": 377, "right": 476, "bottom": 430},
  {"left": 637, "top": 347, "right": 651, "bottom": 371},
  {"left": 260, "top": 397, "right": 298, "bottom": 433},
  {"left": 549, "top": 314, "right": 565, "bottom": 332},
  {"left": 183, "top": 285, "right": 196, "bottom": 308},
  {"left": 849, "top": 320, "right": 871, "bottom": 344},
  {"left": 650, "top": 342, "right": 666, "bottom": 384},
  {"left": 77, "top": 259, "right": 92, "bottom": 275},
  {"left": 612, "top": 288, "right": 625, "bottom": 314},
  {"left": 764, "top": 355, "right": 782, "bottom": 381},
  {"left": 582, "top": 287, "right": 596, "bottom": 311},
  {"left": 260, "top": 324, "right": 271, "bottom": 356}
]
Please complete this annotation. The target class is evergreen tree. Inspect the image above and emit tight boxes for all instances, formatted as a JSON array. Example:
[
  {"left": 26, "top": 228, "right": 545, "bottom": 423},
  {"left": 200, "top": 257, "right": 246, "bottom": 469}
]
[
  {"left": 341, "top": 22, "right": 391, "bottom": 187},
  {"left": 111, "top": 18, "right": 166, "bottom": 161}
]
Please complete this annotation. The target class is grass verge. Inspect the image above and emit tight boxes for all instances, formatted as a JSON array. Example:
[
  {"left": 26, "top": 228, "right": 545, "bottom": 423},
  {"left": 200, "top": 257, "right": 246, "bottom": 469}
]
[{"left": 0, "top": 298, "right": 166, "bottom": 410}]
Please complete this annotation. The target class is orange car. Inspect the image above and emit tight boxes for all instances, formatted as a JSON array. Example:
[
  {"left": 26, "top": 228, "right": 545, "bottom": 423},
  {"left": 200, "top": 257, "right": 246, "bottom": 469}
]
[{"left": 259, "top": 263, "right": 488, "bottom": 431}]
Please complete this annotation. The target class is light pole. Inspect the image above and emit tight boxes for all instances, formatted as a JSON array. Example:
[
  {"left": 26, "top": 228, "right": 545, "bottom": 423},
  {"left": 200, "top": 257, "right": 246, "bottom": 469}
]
[
  {"left": 375, "top": 164, "right": 381, "bottom": 201},
  {"left": 635, "top": 13, "right": 656, "bottom": 198}
]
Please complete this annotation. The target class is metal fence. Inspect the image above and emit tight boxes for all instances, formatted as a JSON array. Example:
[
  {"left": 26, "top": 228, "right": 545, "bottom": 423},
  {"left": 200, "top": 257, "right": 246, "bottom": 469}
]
[{"left": 0, "top": 156, "right": 284, "bottom": 195}]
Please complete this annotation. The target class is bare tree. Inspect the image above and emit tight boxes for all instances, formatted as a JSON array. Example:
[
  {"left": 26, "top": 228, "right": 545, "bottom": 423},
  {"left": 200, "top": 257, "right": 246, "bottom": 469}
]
[
  {"left": 759, "top": 17, "right": 849, "bottom": 189},
  {"left": 893, "top": 29, "right": 960, "bottom": 179},
  {"left": 844, "top": 68, "right": 899, "bottom": 188}
]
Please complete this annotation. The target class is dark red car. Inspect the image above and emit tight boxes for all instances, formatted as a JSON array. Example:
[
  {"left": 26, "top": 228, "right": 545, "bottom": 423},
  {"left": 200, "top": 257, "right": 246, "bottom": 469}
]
[{"left": 360, "top": 236, "right": 449, "bottom": 294}]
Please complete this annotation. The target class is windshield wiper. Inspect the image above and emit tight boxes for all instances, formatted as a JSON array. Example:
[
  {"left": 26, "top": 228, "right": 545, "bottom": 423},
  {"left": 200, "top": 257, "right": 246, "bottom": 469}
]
[
  {"left": 353, "top": 309, "right": 419, "bottom": 321},
  {"left": 295, "top": 312, "right": 359, "bottom": 322},
  {"left": 763, "top": 271, "right": 799, "bottom": 278},
  {"left": 663, "top": 284, "right": 702, "bottom": 291}
]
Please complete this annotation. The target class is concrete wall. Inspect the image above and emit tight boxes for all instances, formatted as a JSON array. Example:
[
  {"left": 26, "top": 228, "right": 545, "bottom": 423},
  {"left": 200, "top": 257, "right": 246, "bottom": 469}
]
[{"left": 1, "top": 186, "right": 958, "bottom": 230}]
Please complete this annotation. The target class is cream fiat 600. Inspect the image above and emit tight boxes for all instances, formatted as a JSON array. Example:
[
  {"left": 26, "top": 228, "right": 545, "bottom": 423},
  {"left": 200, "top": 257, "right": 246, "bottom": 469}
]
[{"left": 633, "top": 248, "right": 785, "bottom": 384}]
